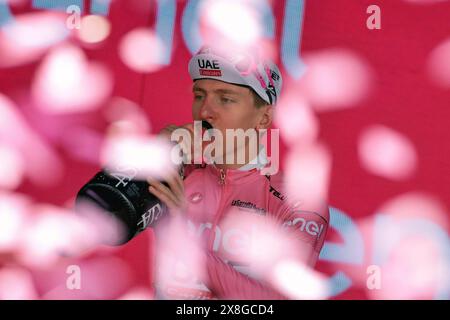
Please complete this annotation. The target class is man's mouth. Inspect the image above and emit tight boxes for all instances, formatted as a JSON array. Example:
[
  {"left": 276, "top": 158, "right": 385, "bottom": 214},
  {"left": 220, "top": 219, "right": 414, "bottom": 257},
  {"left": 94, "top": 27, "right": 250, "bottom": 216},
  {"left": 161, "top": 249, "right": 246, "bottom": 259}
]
[
  {"left": 201, "top": 120, "right": 215, "bottom": 142},
  {"left": 202, "top": 120, "right": 213, "bottom": 130}
]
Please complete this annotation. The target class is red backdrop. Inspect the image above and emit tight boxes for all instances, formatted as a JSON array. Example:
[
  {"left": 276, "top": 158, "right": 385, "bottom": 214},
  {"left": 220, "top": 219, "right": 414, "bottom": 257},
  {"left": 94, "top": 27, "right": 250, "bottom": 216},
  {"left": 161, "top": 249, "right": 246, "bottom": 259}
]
[{"left": 0, "top": 0, "right": 449, "bottom": 299}]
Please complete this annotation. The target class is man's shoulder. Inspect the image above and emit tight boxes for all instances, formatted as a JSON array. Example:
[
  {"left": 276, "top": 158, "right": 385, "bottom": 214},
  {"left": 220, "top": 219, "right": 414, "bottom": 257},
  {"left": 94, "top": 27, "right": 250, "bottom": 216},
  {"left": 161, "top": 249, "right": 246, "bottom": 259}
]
[
  {"left": 264, "top": 171, "right": 330, "bottom": 223},
  {"left": 264, "top": 171, "right": 288, "bottom": 203},
  {"left": 182, "top": 163, "right": 207, "bottom": 179}
]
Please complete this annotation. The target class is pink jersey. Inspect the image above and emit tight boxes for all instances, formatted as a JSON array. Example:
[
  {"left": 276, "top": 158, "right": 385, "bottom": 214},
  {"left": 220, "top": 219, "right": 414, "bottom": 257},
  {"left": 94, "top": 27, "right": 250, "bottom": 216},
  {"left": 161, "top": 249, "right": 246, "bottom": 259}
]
[{"left": 153, "top": 163, "right": 329, "bottom": 300}]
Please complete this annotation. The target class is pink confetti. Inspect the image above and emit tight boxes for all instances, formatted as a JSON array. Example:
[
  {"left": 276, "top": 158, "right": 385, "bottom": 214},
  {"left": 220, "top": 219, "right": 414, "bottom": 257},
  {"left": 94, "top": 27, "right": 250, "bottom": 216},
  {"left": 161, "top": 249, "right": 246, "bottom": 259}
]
[
  {"left": 119, "top": 28, "right": 165, "bottom": 73},
  {"left": 32, "top": 44, "right": 113, "bottom": 113},
  {"left": 427, "top": 37, "right": 450, "bottom": 89},
  {"left": 300, "top": 49, "right": 372, "bottom": 110},
  {"left": 358, "top": 125, "right": 417, "bottom": 181},
  {"left": 0, "top": 12, "right": 69, "bottom": 68}
]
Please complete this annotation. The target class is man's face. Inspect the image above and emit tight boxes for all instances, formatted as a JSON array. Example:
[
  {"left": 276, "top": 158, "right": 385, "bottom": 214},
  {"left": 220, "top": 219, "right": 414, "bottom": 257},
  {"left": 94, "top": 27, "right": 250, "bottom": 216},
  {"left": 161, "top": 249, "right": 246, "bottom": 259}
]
[
  {"left": 191, "top": 79, "right": 270, "bottom": 164},
  {"left": 192, "top": 79, "right": 263, "bottom": 131}
]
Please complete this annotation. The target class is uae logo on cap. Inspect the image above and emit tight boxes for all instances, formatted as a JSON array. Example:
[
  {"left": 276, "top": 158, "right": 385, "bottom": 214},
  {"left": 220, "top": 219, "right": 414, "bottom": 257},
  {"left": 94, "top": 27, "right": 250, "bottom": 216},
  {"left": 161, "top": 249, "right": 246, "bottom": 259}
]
[{"left": 198, "top": 59, "right": 222, "bottom": 77}]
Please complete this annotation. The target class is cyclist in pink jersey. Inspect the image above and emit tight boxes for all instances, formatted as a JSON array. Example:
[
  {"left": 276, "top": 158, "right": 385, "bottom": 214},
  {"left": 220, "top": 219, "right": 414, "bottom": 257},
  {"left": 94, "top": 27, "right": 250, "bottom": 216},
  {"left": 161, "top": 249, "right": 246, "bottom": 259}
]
[{"left": 147, "top": 46, "right": 329, "bottom": 300}]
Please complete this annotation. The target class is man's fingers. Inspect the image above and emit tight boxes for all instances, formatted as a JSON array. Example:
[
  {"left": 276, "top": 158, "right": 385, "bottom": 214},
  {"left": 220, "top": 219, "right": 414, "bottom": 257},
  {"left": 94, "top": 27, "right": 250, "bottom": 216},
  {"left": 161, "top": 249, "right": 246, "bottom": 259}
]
[
  {"left": 159, "top": 167, "right": 184, "bottom": 194},
  {"left": 147, "top": 177, "right": 185, "bottom": 210},
  {"left": 164, "top": 172, "right": 184, "bottom": 200},
  {"left": 182, "top": 123, "right": 195, "bottom": 133},
  {"left": 159, "top": 124, "right": 179, "bottom": 138},
  {"left": 173, "top": 173, "right": 185, "bottom": 194},
  {"left": 148, "top": 183, "right": 186, "bottom": 216},
  {"left": 148, "top": 179, "right": 177, "bottom": 202},
  {"left": 148, "top": 184, "right": 179, "bottom": 210}
]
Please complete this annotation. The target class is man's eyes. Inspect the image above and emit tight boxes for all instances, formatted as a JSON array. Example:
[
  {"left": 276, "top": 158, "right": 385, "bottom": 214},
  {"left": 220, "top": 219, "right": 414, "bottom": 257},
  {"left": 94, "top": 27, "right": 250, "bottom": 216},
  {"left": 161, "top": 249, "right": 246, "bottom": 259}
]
[
  {"left": 220, "top": 97, "right": 235, "bottom": 104},
  {"left": 193, "top": 94, "right": 236, "bottom": 104}
]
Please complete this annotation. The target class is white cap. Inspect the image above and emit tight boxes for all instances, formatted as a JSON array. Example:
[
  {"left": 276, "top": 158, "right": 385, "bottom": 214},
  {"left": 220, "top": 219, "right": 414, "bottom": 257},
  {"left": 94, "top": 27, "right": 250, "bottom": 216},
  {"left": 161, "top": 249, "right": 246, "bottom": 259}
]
[{"left": 188, "top": 46, "right": 282, "bottom": 105}]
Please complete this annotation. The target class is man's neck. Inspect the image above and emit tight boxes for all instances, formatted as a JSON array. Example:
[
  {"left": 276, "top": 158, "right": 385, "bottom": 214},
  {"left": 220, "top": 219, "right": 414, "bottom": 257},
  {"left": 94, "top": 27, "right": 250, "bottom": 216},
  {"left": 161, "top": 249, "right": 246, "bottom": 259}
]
[
  {"left": 212, "top": 141, "right": 266, "bottom": 171},
  {"left": 213, "top": 163, "right": 243, "bottom": 170}
]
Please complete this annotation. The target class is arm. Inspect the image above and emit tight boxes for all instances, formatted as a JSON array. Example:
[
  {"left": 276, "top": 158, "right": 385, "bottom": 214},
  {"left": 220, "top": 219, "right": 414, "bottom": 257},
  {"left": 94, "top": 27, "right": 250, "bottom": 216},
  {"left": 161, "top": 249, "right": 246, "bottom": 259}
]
[
  {"left": 204, "top": 207, "right": 329, "bottom": 300},
  {"left": 204, "top": 252, "right": 288, "bottom": 300}
]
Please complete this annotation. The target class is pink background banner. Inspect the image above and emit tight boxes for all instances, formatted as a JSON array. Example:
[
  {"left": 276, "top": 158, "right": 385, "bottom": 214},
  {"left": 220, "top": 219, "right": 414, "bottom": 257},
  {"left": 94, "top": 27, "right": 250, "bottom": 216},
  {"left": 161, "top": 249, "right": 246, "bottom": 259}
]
[{"left": 0, "top": 0, "right": 449, "bottom": 299}]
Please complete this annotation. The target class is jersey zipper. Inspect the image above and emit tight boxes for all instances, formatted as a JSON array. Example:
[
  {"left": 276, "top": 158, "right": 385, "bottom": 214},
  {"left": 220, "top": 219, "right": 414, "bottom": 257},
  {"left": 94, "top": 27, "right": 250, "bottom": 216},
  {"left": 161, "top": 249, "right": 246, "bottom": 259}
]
[
  {"left": 219, "top": 168, "right": 226, "bottom": 185},
  {"left": 208, "top": 168, "right": 228, "bottom": 251}
]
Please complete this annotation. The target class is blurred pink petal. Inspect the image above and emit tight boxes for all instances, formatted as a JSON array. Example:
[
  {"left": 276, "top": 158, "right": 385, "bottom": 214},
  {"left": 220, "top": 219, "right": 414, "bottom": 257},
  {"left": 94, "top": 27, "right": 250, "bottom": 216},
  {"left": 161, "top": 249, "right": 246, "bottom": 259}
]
[
  {"left": 0, "top": 143, "right": 25, "bottom": 189},
  {"left": 369, "top": 235, "right": 448, "bottom": 299},
  {"left": 427, "top": 37, "right": 450, "bottom": 88},
  {"left": 0, "top": 192, "right": 31, "bottom": 252},
  {"left": 32, "top": 44, "right": 113, "bottom": 113},
  {"left": 0, "top": 93, "right": 27, "bottom": 143},
  {"left": 18, "top": 204, "right": 123, "bottom": 267},
  {"left": 18, "top": 206, "right": 85, "bottom": 267},
  {"left": 0, "top": 93, "right": 64, "bottom": 187},
  {"left": 358, "top": 125, "right": 417, "bottom": 181},
  {"left": 59, "top": 126, "right": 104, "bottom": 164},
  {"left": 5, "top": 0, "right": 27, "bottom": 5},
  {"left": 74, "top": 199, "right": 127, "bottom": 246},
  {"left": 217, "top": 209, "right": 310, "bottom": 280},
  {"left": 20, "top": 132, "right": 65, "bottom": 187},
  {"left": 154, "top": 216, "right": 207, "bottom": 297},
  {"left": 41, "top": 257, "right": 133, "bottom": 300},
  {"left": 118, "top": 287, "right": 154, "bottom": 300},
  {"left": 100, "top": 133, "right": 177, "bottom": 180},
  {"left": 104, "top": 97, "right": 152, "bottom": 135},
  {"left": 271, "top": 260, "right": 330, "bottom": 300},
  {"left": 377, "top": 192, "right": 448, "bottom": 231},
  {"left": 0, "top": 267, "right": 39, "bottom": 300},
  {"left": 284, "top": 144, "right": 332, "bottom": 211},
  {"left": 0, "top": 12, "right": 69, "bottom": 68},
  {"left": 200, "top": 0, "right": 263, "bottom": 47},
  {"left": 76, "top": 15, "right": 111, "bottom": 44},
  {"left": 366, "top": 193, "right": 449, "bottom": 299},
  {"left": 119, "top": 28, "right": 165, "bottom": 73},
  {"left": 300, "top": 49, "right": 372, "bottom": 110},
  {"left": 403, "top": 0, "right": 448, "bottom": 4},
  {"left": 275, "top": 93, "right": 318, "bottom": 146}
]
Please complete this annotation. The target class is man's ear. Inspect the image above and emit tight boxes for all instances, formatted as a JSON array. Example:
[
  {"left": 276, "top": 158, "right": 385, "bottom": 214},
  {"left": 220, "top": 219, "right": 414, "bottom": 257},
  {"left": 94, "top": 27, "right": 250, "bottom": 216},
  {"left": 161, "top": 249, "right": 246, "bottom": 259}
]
[{"left": 256, "top": 105, "right": 273, "bottom": 130}]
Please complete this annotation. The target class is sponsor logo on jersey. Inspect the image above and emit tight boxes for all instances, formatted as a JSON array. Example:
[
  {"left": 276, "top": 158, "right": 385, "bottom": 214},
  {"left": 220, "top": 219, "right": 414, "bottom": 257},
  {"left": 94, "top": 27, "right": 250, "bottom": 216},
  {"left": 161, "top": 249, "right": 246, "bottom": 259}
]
[
  {"left": 269, "top": 185, "right": 285, "bottom": 200},
  {"left": 282, "top": 216, "right": 325, "bottom": 238},
  {"left": 231, "top": 199, "right": 266, "bottom": 215}
]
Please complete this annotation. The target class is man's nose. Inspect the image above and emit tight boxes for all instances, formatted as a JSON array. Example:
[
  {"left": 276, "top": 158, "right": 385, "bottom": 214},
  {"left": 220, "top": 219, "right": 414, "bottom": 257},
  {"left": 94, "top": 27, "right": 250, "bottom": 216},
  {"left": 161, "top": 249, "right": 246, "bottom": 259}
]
[{"left": 199, "top": 96, "right": 216, "bottom": 122}]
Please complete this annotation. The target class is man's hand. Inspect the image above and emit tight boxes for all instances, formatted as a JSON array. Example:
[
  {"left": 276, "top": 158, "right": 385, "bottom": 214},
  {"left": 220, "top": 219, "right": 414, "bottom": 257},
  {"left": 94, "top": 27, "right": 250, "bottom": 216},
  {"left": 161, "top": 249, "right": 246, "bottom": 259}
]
[
  {"left": 147, "top": 169, "right": 186, "bottom": 215},
  {"left": 159, "top": 123, "right": 211, "bottom": 165},
  {"left": 158, "top": 123, "right": 195, "bottom": 144},
  {"left": 147, "top": 123, "right": 195, "bottom": 215}
]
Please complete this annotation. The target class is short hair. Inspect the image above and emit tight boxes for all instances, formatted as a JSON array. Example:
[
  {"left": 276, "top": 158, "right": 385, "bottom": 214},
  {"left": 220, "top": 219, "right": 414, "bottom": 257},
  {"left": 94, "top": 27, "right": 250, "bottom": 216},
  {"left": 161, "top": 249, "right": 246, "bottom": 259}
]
[
  {"left": 250, "top": 88, "right": 270, "bottom": 109},
  {"left": 228, "top": 83, "right": 270, "bottom": 109}
]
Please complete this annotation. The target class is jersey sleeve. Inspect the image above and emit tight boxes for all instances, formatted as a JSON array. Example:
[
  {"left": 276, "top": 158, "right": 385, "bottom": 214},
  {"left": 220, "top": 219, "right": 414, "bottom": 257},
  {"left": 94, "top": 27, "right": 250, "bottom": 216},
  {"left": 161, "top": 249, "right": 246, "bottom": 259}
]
[
  {"left": 203, "top": 205, "right": 330, "bottom": 299},
  {"left": 276, "top": 204, "right": 329, "bottom": 267},
  {"left": 204, "top": 251, "right": 288, "bottom": 300},
  {"left": 267, "top": 172, "right": 330, "bottom": 267}
]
